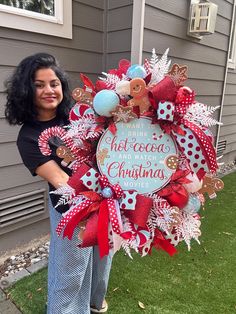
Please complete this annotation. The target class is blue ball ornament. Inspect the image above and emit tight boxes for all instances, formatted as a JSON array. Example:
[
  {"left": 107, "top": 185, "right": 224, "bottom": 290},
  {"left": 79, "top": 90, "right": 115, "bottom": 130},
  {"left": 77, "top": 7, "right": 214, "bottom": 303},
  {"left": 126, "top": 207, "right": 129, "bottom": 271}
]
[
  {"left": 183, "top": 194, "right": 201, "bottom": 214},
  {"left": 93, "top": 90, "right": 119, "bottom": 117},
  {"left": 101, "top": 187, "right": 114, "bottom": 198},
  {"left": 126, "top": 64, "right": 147, "bottom": 79}
]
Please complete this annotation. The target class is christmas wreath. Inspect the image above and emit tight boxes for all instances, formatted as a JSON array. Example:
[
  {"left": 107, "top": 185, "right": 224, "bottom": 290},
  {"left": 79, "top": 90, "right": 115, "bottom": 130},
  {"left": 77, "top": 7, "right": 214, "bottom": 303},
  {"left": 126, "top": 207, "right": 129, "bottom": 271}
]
[{"left": 38, "top": 49, "right": 224, "bottom": 258}]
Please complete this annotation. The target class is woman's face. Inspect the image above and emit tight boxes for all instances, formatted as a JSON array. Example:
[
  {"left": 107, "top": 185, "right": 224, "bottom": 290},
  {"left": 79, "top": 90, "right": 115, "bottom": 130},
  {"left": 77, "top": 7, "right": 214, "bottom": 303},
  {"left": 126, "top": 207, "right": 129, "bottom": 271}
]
[{"left": 34, "top": 68, "right": 63, "bottom": 120}]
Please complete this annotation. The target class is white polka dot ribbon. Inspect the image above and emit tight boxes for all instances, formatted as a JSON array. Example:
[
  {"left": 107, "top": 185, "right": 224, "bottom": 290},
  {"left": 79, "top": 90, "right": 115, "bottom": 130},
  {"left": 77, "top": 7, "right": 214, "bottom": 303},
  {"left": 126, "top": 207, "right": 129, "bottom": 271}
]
[
  {"left": 175, "top": 87, "right": 195, "bottom": 115},
  {"left": 56, "top": 199, "right": 92, "bottom": 237},
  {"left": 183, "top": 119, "right": 217, "bottom": 173},
  {"left": 173, "top": 120, "right": 217, "bottom": 175},
  {"left": 97, "top": 198, "right": 124, "bottom": 258},
  {"left": 98, "top": 175, "right": 124, "bottom": 199},
  {"left": 106, "top": 199, "right": 123, "bottom": 235}
]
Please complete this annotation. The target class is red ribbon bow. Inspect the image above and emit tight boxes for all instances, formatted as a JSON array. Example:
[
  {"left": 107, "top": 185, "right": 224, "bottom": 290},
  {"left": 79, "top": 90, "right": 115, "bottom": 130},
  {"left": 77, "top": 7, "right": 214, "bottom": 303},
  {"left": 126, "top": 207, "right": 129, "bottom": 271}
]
[
  {"left": 56, "top": 163, "right": 153, "bottom": 257},
  {"left": 98, "top": 175, "right": 123, "bottom": 199},
  {"left": 158, "top": 169, "right": 191, "bottom": 209},
  {"left": 56, "top": 162, "right": 130, "bottom": 257}
]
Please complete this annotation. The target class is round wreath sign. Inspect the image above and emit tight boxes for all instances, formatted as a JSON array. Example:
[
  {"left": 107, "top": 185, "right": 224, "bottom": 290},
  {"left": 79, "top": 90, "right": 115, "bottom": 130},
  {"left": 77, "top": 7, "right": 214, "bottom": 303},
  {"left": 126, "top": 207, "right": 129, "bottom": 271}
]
[
  {"left": 38, "top": 49, "right": 224, "bottom": 258},
  {"left": 97, "top": 117, "right": 178, "bottom": 194}
]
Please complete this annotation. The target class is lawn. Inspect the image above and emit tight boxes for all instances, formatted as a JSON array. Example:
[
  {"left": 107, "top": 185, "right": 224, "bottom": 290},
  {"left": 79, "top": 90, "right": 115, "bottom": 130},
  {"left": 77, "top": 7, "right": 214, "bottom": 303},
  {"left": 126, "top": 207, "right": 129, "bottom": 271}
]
[{"left": 6, "top": 172, "right": 236, "bottom": 314}]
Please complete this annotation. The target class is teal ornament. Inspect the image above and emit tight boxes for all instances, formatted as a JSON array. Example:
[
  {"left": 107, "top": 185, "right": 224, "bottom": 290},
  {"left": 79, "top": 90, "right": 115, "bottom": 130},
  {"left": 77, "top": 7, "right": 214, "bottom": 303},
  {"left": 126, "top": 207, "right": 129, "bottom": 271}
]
[
  {"left": 93, "top": 90, "right": 119, "bottom": 117},
  {"left": 183, "top": 194, "right": 201, "bottom": 214},
  {"left": 101, "top": 187, "right": 114, "bottom": 198},
  {"left": 126, "top": 64, "right": 147, "bottom": 79}
]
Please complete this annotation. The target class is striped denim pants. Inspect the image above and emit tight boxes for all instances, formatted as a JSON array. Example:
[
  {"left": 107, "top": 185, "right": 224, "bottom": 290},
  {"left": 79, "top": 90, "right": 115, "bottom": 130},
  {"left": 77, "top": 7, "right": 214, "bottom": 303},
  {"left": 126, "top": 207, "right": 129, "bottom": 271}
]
[{"left": 47, "top": 201, "right": 112, "bottom": 314}]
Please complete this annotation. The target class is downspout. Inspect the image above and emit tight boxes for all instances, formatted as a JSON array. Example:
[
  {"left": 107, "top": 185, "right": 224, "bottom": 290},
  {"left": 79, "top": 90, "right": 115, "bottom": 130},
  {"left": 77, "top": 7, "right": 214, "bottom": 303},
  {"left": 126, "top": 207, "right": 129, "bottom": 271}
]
[
  {"left": 131, "top": 0, "right": 145, "bottom": 64},
  {"left": 215, "top": 0, "right": 236, "bottom": 149}
]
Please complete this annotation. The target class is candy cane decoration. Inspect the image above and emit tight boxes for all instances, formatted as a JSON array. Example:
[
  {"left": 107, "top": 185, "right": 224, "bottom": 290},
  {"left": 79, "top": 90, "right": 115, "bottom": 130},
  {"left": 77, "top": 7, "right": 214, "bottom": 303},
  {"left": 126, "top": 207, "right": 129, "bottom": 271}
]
[
  {"left": 143, "top": 58, "right": 151, "bottom": 75},
  {"left": 38, "top": 126, "right": 66, "bottom": 156},
  {"left": 38, "top": 126, "right": 88, "bottom": 165}
]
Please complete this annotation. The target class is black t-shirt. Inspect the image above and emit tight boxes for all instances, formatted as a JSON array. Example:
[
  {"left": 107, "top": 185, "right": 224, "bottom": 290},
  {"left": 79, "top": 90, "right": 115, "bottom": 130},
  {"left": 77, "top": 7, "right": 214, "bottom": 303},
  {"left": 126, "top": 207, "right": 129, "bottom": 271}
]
[{"left": 17, "top": 116, "right": 72, "bottom": 214}]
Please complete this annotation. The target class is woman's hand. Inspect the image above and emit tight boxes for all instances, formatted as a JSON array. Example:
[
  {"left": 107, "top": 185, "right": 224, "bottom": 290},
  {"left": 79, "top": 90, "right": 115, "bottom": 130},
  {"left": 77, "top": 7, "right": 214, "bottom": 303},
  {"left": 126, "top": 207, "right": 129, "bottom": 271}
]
[{"left": 36, "top": 160, "right": 69, "bottom": 188}]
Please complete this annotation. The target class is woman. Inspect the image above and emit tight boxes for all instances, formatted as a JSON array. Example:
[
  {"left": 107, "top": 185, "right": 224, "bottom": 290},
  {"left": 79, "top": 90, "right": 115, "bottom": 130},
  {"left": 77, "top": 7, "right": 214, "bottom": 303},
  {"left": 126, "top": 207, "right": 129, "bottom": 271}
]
[{"left": 5, "top": 53, "right": 112, "bottom": 314}]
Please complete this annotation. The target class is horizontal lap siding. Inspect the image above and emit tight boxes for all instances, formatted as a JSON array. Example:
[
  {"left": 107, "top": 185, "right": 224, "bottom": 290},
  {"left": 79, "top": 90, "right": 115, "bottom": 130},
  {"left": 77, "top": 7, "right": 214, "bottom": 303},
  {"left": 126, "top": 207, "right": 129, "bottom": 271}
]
[
  {"left": 0, "top": 93, "right": 7, "bottom": 118},
  {"left": 143, "top": 0, "right": 236, "bottom": 163},
  {"left": 222, "top": 60, "right": 236, "bottom": 160},
  {"left": 0, "top": 142, "right": 22, "bottom": 167},
  {"left": 105, "top": 1, "right": 133, "bottom": 70},
  {"left": 0, "top": 1, "right": 105, "bottom": 237}
]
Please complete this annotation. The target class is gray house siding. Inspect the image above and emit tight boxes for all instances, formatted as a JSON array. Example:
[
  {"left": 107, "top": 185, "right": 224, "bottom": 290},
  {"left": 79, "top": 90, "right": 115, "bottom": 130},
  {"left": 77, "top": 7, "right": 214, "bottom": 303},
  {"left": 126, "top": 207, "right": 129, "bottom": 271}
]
[
  {"left": 105, "top": 0, "right": 133, "bottom": 70},
  {"left": 216, "top": 0, "right": 236, "bottom": 163},
  {"left": 0, "top": 0, "right": 106, "bottom": 253},
  {"left": 221, "top": 68, "right": 236, "bottom": 162},
  {"left": 142, "top": 0, "right": 235, "bottom": 163}
]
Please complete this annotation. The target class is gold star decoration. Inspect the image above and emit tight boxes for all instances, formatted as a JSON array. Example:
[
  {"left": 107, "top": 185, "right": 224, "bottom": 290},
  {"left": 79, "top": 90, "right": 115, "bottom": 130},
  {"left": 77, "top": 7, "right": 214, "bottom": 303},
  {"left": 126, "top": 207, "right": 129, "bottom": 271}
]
[
  {"left": 110, "top": 105, "right": 137, "bottom": 123},
  {"left": 167, "top": 63, "right": 188, "bottom": 86}
]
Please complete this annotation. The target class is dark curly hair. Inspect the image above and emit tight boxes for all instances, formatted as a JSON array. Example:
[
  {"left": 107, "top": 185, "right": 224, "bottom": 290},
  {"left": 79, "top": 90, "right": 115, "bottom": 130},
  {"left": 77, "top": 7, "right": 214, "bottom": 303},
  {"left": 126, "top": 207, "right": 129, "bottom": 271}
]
[{"left": 5, "top": 52, "right": 72, "bottom": 125}]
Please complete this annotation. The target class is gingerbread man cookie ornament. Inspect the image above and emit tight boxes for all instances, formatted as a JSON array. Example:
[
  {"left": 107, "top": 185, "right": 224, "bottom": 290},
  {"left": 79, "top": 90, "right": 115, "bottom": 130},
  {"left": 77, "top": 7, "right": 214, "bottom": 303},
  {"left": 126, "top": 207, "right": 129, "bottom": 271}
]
[
  {"left": 97, "top": 148, "right": 110, "bottom": 166},
  {"left": 127, "top": 78, "right": 151, "bottom": 114},
  {"left": 199, "top": 174, "right": 224, "bottom": 199},
  {"left": 56, "top": 146, "right": 76, "bottom": 168},
  {"left": 72, "top": 87, "right": 93, "bottom": 106}
]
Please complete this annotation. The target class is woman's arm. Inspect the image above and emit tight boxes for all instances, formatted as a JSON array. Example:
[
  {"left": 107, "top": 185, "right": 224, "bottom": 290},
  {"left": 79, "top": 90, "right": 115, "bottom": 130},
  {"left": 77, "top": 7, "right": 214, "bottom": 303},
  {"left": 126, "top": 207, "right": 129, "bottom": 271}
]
[{"left": 35, "top": 160, "right": 69, "bottom": 189}]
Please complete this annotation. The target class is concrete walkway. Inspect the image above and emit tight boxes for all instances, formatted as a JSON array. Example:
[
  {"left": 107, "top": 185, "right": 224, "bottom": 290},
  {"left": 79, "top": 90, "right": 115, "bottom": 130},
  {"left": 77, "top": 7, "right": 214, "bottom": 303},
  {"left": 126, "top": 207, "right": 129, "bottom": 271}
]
[
  {"left": 0, "top": 259, "right": 48, "bottom": 314},
  {"left": 0, "top": 289, "right": 21, "bottom": 314}
]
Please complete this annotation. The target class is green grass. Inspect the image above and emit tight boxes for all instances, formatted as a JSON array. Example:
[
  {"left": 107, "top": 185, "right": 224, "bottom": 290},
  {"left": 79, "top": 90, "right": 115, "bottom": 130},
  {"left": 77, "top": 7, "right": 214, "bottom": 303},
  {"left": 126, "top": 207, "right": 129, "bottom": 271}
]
[
  {"left": 7, "top": 172, "right": 236, "bottom": 314},
  {"left": 6, "top": 267, "right": 47, "bottom": 314}
]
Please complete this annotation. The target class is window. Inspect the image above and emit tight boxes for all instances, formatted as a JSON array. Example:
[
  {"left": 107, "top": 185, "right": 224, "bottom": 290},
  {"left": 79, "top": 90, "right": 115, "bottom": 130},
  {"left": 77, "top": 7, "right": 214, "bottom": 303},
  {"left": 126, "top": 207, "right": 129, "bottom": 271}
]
[
  {"left": 0, "top": 0, "right": 72, "bottom": 39},
  {"left": 0, "top": 0, "right": 55, "bottom": 16}
]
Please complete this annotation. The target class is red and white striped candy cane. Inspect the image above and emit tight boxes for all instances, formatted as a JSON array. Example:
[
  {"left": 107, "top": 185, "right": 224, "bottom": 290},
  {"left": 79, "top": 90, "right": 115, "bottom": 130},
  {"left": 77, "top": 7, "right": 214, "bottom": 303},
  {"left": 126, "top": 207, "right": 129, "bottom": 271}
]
[
  {"left": 38, "top": 126, "right": 87, "bottom": 164},
  {"left": 38, "top": 126, "right": 66, "bottom": 156}
]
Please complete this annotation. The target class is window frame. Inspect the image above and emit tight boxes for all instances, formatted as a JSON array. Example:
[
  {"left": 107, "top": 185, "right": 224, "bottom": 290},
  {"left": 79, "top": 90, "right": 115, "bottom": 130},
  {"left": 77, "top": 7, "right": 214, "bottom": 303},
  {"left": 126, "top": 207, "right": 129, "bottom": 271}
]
[{"left": 0, "top": 0, "right": 72, "bottom": 39}]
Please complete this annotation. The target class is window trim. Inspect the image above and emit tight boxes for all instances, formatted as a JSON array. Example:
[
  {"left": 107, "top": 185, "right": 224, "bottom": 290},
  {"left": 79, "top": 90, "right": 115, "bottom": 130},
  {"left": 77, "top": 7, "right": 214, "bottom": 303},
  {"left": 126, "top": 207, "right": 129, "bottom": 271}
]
[{"left": 0, "top": 0, "right": 72, "bottom": 39}]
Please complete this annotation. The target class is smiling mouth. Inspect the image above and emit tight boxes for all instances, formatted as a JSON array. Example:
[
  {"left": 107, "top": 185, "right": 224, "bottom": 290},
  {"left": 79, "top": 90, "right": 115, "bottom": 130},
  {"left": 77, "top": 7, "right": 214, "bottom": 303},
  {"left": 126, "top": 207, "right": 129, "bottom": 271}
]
[
  {"left": 134, "top": 86, "right": 141, "bottom": 93},
  {"left": 43, "top": 97, "right": 56, "bottom": 101}
]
